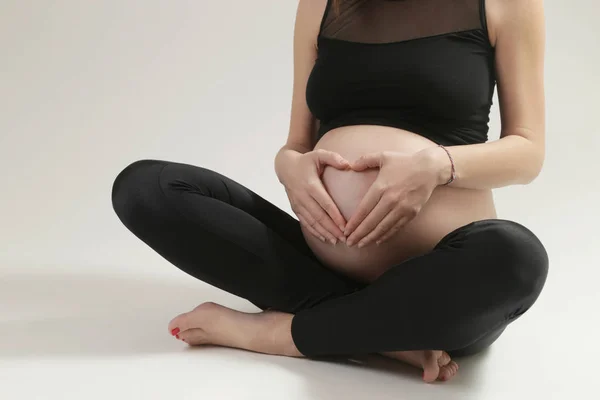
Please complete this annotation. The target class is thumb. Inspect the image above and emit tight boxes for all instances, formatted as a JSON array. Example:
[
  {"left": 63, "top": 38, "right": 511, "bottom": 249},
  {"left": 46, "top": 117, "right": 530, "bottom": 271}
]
[
  {"left": 315, "top": 150, "right": 351, "bottom": 170},
  {"left": 351, "top": 152, "right": 383, "bottom": 171}
]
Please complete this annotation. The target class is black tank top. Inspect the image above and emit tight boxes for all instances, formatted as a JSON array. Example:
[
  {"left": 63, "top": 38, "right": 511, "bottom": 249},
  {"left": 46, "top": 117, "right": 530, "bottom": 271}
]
[{"left": 306, "top": 0, "right": 496, "bottom": 146}]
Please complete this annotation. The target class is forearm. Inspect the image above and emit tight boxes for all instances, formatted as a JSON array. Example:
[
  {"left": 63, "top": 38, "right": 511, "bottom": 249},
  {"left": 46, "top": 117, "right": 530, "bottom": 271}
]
[
  {"left": 274, "top": 142, "right": 311, "bottom": 185},
  {"left": 424, "top": 133, "right": 545, "bottom": 190}
]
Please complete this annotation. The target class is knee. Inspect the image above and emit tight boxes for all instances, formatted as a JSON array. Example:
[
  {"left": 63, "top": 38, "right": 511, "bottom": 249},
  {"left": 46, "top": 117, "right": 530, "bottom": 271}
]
[
  {"left": 111, "top": 159, "right": 165, "bottom": 223},
  {"left": 480, "top": 220, "right": 549, "bottom": 298}
]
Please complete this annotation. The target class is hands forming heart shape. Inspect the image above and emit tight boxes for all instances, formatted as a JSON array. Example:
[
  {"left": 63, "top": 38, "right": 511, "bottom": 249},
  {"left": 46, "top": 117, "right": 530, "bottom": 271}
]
[
  {"left": 290, "top": 148, "right": 445, "bottom": 248},
  {"left": 340, "top": 150, "right": 443, "bottom": 247}
]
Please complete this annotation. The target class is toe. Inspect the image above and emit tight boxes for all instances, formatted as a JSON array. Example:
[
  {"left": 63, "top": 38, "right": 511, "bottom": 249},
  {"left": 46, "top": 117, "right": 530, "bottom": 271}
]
[
  {"left": 438, "top": 361, "right": 459, "bottom": 381},
  {"left": 178, "top": 328, "right": 209, "bottom": 346},
  {"left": 168, "top": 312, "right": 192, "bottom": 336},
  {"left": 168, "top": 302, "right": 218, "bottom": 336},
  {"left": 450, "top": 361, "right": 459, "bottom": 375},
  {"left": 422, "top": 351, "right": 441, "bottom": 383},
  {"left": 437, "top": 351, "right": 451, "bottom": 367}
]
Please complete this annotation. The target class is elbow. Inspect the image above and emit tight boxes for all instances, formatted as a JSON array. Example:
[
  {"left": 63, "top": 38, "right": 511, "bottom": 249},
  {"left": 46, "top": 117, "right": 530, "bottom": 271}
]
[
  {"left": 519, "top": 148, "right": 545, "bottom": 184},
  {"left": 520, "top": 167, "right": 541, "bottom": 185}
]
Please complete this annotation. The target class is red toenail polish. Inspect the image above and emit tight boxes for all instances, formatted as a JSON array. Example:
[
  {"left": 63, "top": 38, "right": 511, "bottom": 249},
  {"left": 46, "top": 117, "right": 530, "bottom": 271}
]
[
  {"left": 176, "top": 334, "right": 180, "bottom": 339},
  {"left": 171, "top": 328, "right": 180, "bottom": 336}
]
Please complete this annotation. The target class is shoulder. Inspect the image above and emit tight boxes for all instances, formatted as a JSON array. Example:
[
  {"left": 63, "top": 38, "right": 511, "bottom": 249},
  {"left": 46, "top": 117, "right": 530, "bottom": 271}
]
[
  {"left": 297, "top": 0, "right": 330, "bottom": 22},
  {"left": 485, "top": 0, "right": 545, "bottom": 47},
  {"left": 296, "top": 0, "right": 331, "bottom": 50}
]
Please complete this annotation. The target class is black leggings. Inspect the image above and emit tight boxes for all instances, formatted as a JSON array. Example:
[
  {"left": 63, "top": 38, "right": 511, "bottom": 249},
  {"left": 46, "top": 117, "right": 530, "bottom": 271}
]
[{"left": 111, "top": 159, "right": 549, "bottom": 358}]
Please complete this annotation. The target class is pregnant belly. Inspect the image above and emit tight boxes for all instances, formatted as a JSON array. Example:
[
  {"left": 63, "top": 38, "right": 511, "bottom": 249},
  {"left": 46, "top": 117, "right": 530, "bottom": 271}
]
[{"left": 301, "top": 125, "right": 497, "bottom": 283}]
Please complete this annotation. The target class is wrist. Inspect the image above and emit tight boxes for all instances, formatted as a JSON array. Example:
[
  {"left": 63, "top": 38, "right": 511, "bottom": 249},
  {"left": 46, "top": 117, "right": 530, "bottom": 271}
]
[
  {"left": 275, "top": 147, "right": 302, "bottom": 184},
  {"left": 419, "top": 146, "right": 454, "bottom": 186}
]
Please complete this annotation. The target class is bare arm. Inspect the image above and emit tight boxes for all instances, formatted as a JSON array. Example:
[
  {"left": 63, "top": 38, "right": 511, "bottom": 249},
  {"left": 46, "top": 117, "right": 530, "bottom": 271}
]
[
  {"left": 274, "top": 0, "right": 327, "bottom": 183},
  {"left": 273, "top": 1, "right": 350, "bottom": 241},
  {"left": 424, "top": 0, "right": 546, "bottom": 189}
]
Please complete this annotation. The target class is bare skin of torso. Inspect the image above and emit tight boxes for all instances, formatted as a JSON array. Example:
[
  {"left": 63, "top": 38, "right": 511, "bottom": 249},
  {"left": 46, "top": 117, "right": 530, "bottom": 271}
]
[{"left": 300, "top": 125, "right": 497, "bottom": 283}]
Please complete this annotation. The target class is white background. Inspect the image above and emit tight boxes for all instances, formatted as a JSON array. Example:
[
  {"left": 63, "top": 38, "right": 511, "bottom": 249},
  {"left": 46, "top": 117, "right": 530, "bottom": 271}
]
[{"left": 1, "top": 1, "right": 598, "bottom": 399}]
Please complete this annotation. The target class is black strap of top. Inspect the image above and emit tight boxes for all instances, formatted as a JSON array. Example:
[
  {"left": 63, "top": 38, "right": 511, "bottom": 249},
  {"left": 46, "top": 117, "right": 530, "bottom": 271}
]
[
  {"left": 318, "top": 0, "right": 333, "bottom": 37},
  {"left": 479, "top": 0, "right": 489, "bottom": 38}
]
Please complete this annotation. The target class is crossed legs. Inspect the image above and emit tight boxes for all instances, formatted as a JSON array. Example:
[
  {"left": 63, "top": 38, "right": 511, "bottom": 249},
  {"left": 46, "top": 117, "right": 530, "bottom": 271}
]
[{"left": 111, "top": 159, "right": 549, "bottom": 382}]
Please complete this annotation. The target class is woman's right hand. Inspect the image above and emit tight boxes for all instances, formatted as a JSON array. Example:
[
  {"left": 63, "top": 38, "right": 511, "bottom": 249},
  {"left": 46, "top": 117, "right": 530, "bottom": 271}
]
[{"left": 281, "top": 149, "right": 350, "bottom": 245}]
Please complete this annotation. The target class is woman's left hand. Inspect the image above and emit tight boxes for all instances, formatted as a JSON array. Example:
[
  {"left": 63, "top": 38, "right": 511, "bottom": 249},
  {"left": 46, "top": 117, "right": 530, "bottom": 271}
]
[{"left": 344, "top": 149, "right": 444, "bottom": 248}]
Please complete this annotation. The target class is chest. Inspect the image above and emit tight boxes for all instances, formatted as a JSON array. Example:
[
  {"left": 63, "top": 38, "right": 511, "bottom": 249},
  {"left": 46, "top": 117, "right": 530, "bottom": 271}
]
[{"left": 306, "top": 31, "right": 496, "bottom": 120}]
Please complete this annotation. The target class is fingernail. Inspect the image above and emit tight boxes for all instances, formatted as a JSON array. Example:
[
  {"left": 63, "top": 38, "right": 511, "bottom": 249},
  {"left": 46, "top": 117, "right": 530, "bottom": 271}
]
[
  {"left": 171, "top": 328, "right": 180, "bottom": 336},
  {"left": 330, "top": 238, "right": 337, "bottom": 245},
  {"left": 339, "top": 225, "right": 345, "bottom": 231},
  {"left": 376, "top": 240, "right": 381, "bottom": 246},
  {"left": 175, "top": 334, "right": 180, "bottom": 339},
  {"left": 357, "top": 241, "right": 365, "bottom": 248},
  {"left": 346, "top": 241, "right": 354, "bottom": 247},
  {"left": 339, "top": 236, "right": 346, "bottom": 243},
  {"left": 320, "top": 236, "right": 326, "bottom": 243}
]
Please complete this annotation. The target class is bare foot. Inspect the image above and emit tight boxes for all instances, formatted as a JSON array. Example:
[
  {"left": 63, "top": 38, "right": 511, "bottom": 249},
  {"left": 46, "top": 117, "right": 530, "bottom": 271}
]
[
  {"left": 381, "top": 350, "right": 459, "bottom": 383},
  {"left": 169, "top": 302, "right": 458, "bottom": 383},
  {"left": 168, "top": 302, "right": 302, "bottom": 357}
]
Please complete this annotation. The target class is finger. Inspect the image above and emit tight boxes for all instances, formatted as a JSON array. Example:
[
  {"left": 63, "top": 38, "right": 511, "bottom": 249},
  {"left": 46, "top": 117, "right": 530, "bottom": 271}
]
[
  {"left": 297, "top": 213, "right": 326, "bottom": 243},
  {"left": 375, "top": 215, "right": 413, "bottom": 245},
  {"left": 315, "top": 149, "right": 351, "bottom": 171},
  {"left": 298, "top": 214, "right": 327, "bottom": 243},
  {"left": 303, "top": 198, "right": 344, "bottom": 244},
  {"left": 351, "top": 152, "right": 383, "bottom": 171},
  {"left": 356, "top": 209, "right": 401, "bottom": 248},
  {"left": 375, "top": 215, "right": 412, "bottom": 245},
  {"left": 298, "top": 204, "right": 339, "bottom": 245},
  {"left": 376, "top": 218, "right": 408, "bottom": 245},
  {"left": 308, "top": 182, "right": 347, "bottom": 235},
  {"left": 346, "top": 196, "right": 393, "bottom": 247},
  {"left": 344, "top": 182, "right": 384, "bottom": 237}
]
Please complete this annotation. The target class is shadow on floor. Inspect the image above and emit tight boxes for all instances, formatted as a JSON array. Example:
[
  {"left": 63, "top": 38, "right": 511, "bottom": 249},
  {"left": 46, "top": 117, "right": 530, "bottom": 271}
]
[
  {"left": 179, "top": 345, "right": 492, "bottom": 399},
  {"left": 0, "top": 268, "right": 491, "bottom": 396},
  {"left": 0, "top": 269, "right": 248, "bottom": 358}
]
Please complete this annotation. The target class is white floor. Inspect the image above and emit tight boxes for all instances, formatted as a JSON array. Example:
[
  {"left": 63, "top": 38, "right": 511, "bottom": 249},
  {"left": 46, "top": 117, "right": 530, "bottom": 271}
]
[
  {"left": 2, "top": 1, "right": 599, "bottom": 399},
  {"left": 1, "top": 257, "right": 597, "bottom": 400}
]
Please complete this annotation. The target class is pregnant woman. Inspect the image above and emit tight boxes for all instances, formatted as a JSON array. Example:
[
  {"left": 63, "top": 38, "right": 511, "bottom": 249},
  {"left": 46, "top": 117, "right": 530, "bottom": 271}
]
[{"left": 111, "top": 0, "right": 548, "bottom": 383}]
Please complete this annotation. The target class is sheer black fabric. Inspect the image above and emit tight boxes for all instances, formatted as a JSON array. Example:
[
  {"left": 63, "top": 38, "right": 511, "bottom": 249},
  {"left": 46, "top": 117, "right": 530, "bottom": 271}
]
[
  {"left": 321, "top": 0, "right": 487, "bottom": 43},
  {"left": 306, "top": 0, "right": 496, "bottom": 146}
]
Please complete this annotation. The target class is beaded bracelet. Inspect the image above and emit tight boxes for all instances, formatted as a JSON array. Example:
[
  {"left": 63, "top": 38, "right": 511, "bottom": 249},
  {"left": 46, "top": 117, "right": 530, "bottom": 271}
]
[{"left": 438, "top": 145, "right": 456, "bottom": 185}]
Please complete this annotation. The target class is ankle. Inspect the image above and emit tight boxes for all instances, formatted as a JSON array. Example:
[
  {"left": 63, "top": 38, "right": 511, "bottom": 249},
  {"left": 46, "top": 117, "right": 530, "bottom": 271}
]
[
  {"left": 249, "top": 312, "right": 303, "bottom": 357},
  {"left": 274, "top": 314, "right": 303, "bottom": 357}
]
